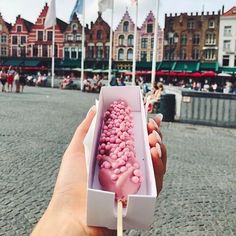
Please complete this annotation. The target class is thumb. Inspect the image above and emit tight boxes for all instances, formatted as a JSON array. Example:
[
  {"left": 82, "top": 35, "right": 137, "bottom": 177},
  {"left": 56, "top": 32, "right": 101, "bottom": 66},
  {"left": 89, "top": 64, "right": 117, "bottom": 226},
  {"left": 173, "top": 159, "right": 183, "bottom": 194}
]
[{"left": 65, "top": 106, "right": 96, "bottom": 156}]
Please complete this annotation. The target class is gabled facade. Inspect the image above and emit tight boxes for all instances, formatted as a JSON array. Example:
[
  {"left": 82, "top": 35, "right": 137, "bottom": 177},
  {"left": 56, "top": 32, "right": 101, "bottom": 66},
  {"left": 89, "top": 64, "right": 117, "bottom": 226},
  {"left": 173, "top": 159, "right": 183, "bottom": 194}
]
[
  {"left": 28, "top": 3, "right": 67, "bottom": 59},
  {"left": 113, "top": 10, "right": 139, "bottom": 63},
  {"left": 0, "top": 13, "right": 11, "bottom": 57},
  {"left": 164, "top": 11, "right": 220, "bottom": 62},
  {"left": 64, "top": 13, "right": 84, "bottom": 60},
  {"left": 218, "top": 6, "right": 236, "bottom": 67},
  {"left": 9, "top": 15, "right": 33, "bottom": 57},
  {"left": 86, "top": 12, "right": 110, "bottom": 61},
  {"left": 139, "top": 11, "right": 163, "bottom": 62}
]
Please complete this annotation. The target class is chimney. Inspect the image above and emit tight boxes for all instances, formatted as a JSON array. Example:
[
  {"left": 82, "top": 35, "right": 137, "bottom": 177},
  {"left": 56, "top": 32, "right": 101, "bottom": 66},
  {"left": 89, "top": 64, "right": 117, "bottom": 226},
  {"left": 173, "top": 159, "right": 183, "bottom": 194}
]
[
  {"left": 90, "top": 21, "right": 93, "bottom": 29},
  {"left": 190, "top": 12, "right": 193, "bottom": 16},
  {"left": 207, "top": 11, "right": 209, "bottom": 15},
  {"left": 196, "top": 12, "right": 198, "bottom": 16}
]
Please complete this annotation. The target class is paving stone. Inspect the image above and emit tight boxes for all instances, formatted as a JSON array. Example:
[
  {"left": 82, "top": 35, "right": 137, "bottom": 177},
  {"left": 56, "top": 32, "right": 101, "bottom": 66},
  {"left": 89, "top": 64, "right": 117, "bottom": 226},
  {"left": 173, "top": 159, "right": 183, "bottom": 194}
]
[{"left": 0, "top": 87, "right": 236, "bottom": 235}]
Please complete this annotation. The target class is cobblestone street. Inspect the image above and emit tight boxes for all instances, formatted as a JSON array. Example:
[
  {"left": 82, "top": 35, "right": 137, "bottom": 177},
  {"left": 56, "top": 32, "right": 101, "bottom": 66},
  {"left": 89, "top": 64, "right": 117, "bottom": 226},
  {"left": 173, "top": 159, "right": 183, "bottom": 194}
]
[{"left": 0, "top": 87, "right": 235, "bottom": 236}]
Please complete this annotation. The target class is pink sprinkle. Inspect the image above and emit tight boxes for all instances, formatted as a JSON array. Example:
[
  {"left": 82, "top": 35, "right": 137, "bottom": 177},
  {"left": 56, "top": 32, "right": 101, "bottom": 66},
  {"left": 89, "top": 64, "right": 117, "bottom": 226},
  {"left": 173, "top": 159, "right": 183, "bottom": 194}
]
[
  {"left": 103, "top": 161, "right": 111, "bottom": 169},
  {"left": 131, "top": 176, "right": 139, "bottom": 184},
  {"left": 120, "top": 166, "right": 127, "bottom": 172},
  {"left": 97, "top": 154, "right": 102, "bottom": 160},
  {"left": 110, "top": 154, "right": 117, "bottom": 160},
  {"left": 133, "top": 163, "right": 140, "bottom": 169},
  {"left": 116, "top": 138, "right": 121, "bottom": 144},
  {"left": 114, "top": 168, "right": 121, "bottom": 174},
  {"left": 105, "top": 145, "right": 111, "bottom": 151},
  {"left": 100, "top": 150, "right": 105, "bottom": 154},
  {"left": 126, "top": 163, "right": 132, "bottom": 168},
  {"left": 118, "top": 159, "right": 126, "bottom": 166},
  {"left": 117, "top": 152, "right": 123, "bottom": 158},
  {"left": 133, "top": 169, "right": 141, "bottom": 176},
  {"left": 112, "top": 162, "right": 118, "bottom": 169},
  {"left": 111, "top": 174, "right": 118, "bottom": 181}
]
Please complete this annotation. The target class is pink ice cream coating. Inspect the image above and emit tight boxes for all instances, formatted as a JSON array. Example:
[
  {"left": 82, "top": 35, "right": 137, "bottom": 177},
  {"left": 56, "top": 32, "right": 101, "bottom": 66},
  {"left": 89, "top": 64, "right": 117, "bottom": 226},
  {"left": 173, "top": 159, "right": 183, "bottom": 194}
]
[{"left": 96, "top": 100, "right": 143, "bottom": 202}]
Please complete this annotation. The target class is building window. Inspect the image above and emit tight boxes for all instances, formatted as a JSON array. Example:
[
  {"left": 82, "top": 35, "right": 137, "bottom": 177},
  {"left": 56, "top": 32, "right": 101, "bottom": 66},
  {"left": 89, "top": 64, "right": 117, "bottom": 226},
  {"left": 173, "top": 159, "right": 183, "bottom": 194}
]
[
  {"left": 223, "top": 55, "right": 229, "bottom": 66},
  {"left": 141, "top": 38, "right": 148, "bottom": 48},
  {"left": 141, "top": 51, "right": 147, "bottom": 61},
  {"left": 71, "top": 48, "right": 77, "bottom": 59},
  {"left": 72, "top": 23, "right": 77, "bottom": 31},
  {"left": 76, "top": 34, "right": 81, "bottom": 41},
  {"left": 88, "top": 46, "right": 94, "bottom": 58},
  {"left": 54, "top": 44, "right": 58, "bottom": 58},
  {"left": 1, "top": 35, "right": 7, "bottom": 43},
  {"left": 118, "top": 48, "right": 124, "bottom": 60},
  {"left": 64, "top": 48, "right": 69, "bottom": 58},
  {"left": 180, "top": 48, "right": 187, "bottom": 60},
  {"left": 12, "top": 36, "right": 18, "bottom": 45},
  {"left": 47, "top": 31, "right": 53, "bottom": 41},
  {"left": 208, "top": 20, "right": 215, "bottom": 29},
  {"left": 224, "top": 26, "right": 232, "bottom": 36},
  {"left": 147, "top": 23, "right": 153, "bottom": 33},
  {"left": 42, "top": 45, "right": 48, "bottom": 57},
  {"left": 20, "top": 46, "right": 26, "bottom": 57},
  {"left": 17, "top": 26, "right": 22, "bottom": 32},
  {"left": 128, "top": 35, "right": 133, "bottom": 46},
  {"left": 205, "top": 49, "right": 216, "bottom": 61},
  {"left": 97, "top": 46, "right": 103, "bottom": 59},
  {"left": 33, "top": 45, "right": 38, "bottom": 57},
  {"left": 205, "top": 32, "right": 216, "bottom": 45},
  {"left": 119, "top": 35, "right": 124, "bottom": 45},
  {"left": 12, "top": 47, "right": 18, "bottom": 56},
  {"left": 223, "top": 40, "right": 231, "bottom": 52},
  {"left": 0, "top": 47, "right": 7, "bottom": 56},
  {"left": 105, "top": 46, "right": 109, "bottom": 59},
  {"left": 127, "top": 48, "right": 133, "bottom": 60},
  {"left": 187, "top": 20, "right": 195, "bottom": 29},
  {"left": 123, "top": 21, "right": 129, "bottom": 32},
  {"left": 21, "top": 36, "right": 26, "bottom": 44},
  {"left": 192, "top": 33, "right": 200, "bottom": 45},
  {"left": 192, "top": 48, "right": 200, "bottom": 60},
  {"left": 234, "top": 55, "right": 236, "bottom": 67},
  {"left": 67, "top": 34, "right": 73, "bottom": 41},
  {"left": 38, "top": 31, "right": 43, "bottom": 41},
  {"left": 0, "top": 24, "right": 2, "bottom": 31},
  {"left": 180, "top": 33, "right": 187, "bottom": 45},
  {"left": 97, "top": 30, "right": 102, "bottom": 40}
]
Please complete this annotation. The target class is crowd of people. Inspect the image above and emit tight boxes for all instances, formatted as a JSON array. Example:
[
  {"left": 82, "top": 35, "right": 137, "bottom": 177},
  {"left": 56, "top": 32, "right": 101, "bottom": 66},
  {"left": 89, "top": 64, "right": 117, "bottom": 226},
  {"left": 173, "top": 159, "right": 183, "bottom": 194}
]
[{"left": 0, "top": 67, "right": 27, "bottom": 93}]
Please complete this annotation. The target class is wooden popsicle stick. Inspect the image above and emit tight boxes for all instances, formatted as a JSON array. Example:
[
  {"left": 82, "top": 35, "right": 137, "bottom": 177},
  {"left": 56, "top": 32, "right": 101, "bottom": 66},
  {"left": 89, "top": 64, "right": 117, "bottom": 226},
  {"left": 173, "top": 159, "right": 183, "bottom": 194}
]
[{"left": 117, "top": 200, "right": 123, "bottom": 236}]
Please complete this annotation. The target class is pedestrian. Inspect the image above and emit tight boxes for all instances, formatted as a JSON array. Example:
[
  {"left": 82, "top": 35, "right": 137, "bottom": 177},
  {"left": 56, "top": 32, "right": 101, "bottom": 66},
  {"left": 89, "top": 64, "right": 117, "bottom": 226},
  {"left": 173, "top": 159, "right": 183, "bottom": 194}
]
[
  {"left": 7, "top": 66, "right": 14, "bottom": 92},
  {"left": 0, "top": 68, "right": 7, "bottom": 92},
  {"left": 19, "top": 69, "right": 27, "bottom": 93},
  {"left": 14, "top": 70, "right": 20, "bottom": 93}
]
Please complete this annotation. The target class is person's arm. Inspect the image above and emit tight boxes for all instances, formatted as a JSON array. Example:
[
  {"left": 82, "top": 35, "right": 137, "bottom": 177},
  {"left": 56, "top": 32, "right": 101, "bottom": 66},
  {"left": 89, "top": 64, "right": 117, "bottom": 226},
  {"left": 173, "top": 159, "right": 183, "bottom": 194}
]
[{"left": 31, "top": 107, "right": 166, "bottom": 236}]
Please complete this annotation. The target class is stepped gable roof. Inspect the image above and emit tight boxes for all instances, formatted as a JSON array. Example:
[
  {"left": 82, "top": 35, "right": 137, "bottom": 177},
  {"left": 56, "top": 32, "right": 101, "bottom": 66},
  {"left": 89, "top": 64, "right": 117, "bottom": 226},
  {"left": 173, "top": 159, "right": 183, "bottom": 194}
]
[
  {"left": 92, "top": 12, "right": 110, "bottom": 31},
  {"left": 115, "top": 10, "right": 136, "bottom": 31},
  {"left": 13, "top": 15, "right": 34, "bottom": 32},
  {"left": 140, "top": 11, "right": 162, "bottom": 32},
  {"left": 0, "top": 12, "right": 12, "bottom": 31},
  {"left": 66, "top": 13, "right": 82, "bottom": 29},
  {"left": 223, "top": 6, "right": 236, "bottom": 16}
]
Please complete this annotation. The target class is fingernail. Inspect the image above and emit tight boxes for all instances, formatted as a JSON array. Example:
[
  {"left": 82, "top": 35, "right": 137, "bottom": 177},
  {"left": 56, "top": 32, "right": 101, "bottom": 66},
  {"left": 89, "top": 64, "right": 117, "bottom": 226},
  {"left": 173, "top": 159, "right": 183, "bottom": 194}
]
[
  {"left": 152, "top": 130, "right": 162, "bottom": 144},
  {"left": 149, "top": 118, "right": 159, "bottom": 129},
  {"left": 156, "top": 113, "right": 163, "bottom": 122},
  {"left": 86, "top": 105, "right": 96, "bottom": 117},
  {"left": 156, "top": 143, "right": 162, "bottom": 158}
]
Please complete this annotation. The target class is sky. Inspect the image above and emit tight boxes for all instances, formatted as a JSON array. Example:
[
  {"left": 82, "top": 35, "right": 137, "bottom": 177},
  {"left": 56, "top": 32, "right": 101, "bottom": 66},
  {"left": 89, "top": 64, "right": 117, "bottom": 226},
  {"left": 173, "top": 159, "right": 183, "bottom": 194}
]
[{"left": 0, "top": 0, "right": 235, "bottom": 29}]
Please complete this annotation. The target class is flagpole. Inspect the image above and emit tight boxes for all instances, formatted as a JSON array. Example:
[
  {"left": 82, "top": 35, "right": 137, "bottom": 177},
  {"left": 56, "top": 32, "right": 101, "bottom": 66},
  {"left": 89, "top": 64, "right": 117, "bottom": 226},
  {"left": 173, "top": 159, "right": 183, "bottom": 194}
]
[
  {"left": 108, "top": 0, "right": 114, "bottom": 86},
  {"left": 132, "top": 0, "right": 138, "bottom": 86},
  {"left": 151, "top": 0, "right": 160, "bottom": 87},
  {"left": 80, "top": 0, "right": 85, "bottom": 91},
  {"left": 51, "top": 24, "right": 55, "bottom": 88}
]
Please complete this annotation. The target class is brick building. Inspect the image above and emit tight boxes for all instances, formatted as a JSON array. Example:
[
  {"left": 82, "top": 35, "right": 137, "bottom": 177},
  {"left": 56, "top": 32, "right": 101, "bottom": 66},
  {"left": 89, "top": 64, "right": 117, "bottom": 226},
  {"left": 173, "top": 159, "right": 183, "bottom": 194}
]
[
  {"left": 64, "top": 13, "right": 85, "bottom": 60},
  {"left": 9, "top": 15, "right": 33, "bottom": 58},
  {"left": 138, "top": 11, "right": 163, "bottom": 62},
  {"left": 86, "top": 12, "right": 110, "bottom": 68},
  {"left": 0, "top": 13, "right": 11, "bottom": 57},
  {"left": 28, "top": 3, "right": 67, "bottom": 59},
  {"left": 164, "top": 11, "right": 221, "bottom": 62},
  {"left": 113, "top": 10, "right": 138, "bottom": 70}
]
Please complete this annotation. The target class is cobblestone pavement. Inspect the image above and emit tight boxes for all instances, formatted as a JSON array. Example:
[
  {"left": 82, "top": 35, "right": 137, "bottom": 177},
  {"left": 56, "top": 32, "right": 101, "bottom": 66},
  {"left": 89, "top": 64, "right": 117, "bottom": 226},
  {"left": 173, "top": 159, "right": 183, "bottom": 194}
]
[{"left": 0, "top": 87, "right": 235, "bottom": 236}]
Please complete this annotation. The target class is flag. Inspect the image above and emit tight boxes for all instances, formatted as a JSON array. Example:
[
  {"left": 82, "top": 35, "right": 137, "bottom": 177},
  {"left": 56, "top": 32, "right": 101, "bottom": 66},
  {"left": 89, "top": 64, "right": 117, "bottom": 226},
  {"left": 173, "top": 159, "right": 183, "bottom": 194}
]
[
  {"left": 44, "top": 0, "right": 56, "bottom": 29},
  {"left": 98, "top": 0, "right": 113, "bottom": 12},
  {"left": 70, "top": 0, "right": 83, "bottom": 21}
]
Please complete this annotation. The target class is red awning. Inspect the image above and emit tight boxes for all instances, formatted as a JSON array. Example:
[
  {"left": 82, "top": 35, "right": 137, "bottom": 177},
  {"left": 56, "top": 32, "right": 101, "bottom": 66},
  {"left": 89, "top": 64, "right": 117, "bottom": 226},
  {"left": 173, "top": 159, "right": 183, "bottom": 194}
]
[{"left": 201, "top": 71, "right": 217, "bottom": 77}]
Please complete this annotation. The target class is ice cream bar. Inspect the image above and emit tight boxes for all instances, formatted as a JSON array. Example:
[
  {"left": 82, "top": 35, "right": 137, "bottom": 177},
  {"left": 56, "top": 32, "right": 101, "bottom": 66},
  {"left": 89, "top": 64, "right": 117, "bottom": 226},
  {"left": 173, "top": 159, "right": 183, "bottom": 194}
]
[{"left": 96, "top": 100, "right": 143, "bottom": 203}]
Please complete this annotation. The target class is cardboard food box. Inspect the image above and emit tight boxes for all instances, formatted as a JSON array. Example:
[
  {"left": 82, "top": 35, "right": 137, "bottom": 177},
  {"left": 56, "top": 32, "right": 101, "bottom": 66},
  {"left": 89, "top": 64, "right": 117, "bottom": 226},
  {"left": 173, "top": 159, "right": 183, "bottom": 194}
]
[{"left": 85, "top": 86, "right": 157, "bottom": 230}]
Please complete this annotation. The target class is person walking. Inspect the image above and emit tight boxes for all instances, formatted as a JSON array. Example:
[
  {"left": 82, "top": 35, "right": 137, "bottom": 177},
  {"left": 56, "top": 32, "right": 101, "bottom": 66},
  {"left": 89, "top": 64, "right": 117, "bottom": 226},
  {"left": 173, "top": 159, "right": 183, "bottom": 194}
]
[
  {"left": 14, "top": 70, "right": 20, "bottom": 93},
  {"left": 0, "top": 68, "right": 7, "bottom": 92},
  {"left": 7, "top": 66, "right": 14, "bottom": 92},
  {"left": 19, "top": 69, "right": 27, "bottom": 93}
]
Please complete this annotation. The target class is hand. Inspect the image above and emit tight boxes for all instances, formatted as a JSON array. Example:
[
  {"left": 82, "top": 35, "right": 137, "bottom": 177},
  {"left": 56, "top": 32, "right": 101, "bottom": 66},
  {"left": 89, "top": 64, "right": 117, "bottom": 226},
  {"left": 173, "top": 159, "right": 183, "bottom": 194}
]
[{"left": 31, "top": 107, "right": 167, "bottom": 236}]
